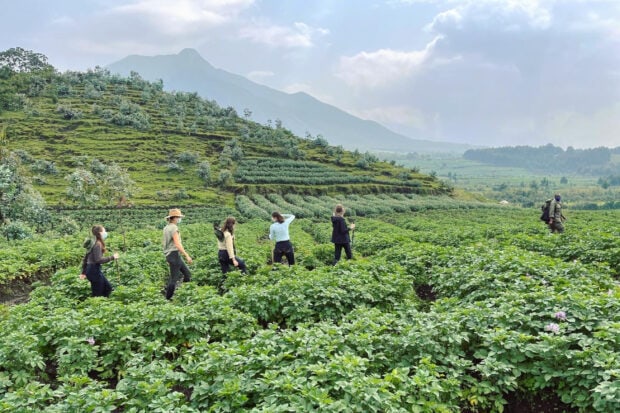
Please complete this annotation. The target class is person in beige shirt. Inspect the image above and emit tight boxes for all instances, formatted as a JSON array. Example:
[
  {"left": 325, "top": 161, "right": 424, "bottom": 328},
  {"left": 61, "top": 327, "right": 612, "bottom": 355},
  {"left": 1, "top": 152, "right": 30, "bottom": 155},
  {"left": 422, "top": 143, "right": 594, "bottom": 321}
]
[
  {"left": 162, "top": 208, "right": 192, "bottom": 300},
  {"left": 217, "top": 216, "right": 247, "bottom": 274}
]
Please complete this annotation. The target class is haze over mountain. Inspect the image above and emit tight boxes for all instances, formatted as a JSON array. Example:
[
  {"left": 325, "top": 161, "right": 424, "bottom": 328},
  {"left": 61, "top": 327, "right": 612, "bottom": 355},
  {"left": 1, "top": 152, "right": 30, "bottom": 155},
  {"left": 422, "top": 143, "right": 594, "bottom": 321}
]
[{"left": 107, "top": 49, "right": 473, "bottom": 154}]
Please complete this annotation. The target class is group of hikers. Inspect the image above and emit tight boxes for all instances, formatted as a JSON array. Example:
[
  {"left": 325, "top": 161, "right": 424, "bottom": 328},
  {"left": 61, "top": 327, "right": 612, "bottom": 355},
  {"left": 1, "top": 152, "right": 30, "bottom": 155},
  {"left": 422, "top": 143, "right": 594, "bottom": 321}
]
[
  {"left": 79, "top": 204, "right": 355, "bottom": 299},
  {"left": 80, "top": 194, "right": 566, "bottom": 299}
]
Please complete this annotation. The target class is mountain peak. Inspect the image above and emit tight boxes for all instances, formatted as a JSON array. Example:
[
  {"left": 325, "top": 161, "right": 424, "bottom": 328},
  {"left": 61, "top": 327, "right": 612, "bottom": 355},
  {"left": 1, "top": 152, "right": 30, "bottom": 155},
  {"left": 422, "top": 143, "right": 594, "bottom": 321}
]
[{"left": 177, "top": 48, "right": 203, "bottom": 60}]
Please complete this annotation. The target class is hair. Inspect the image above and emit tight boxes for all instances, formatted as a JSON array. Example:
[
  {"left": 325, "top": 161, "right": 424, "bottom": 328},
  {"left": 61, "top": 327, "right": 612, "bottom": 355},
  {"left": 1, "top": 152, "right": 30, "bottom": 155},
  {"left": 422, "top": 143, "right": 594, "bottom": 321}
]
[
  {"left": 222, "top": 216, "right": 236, "bottom": 234},
  {"left": 334, "top": 204, "right": 345, "bottom": 217},
  {"left": 272, "top": 211, "right": 284, "bottom": 223},
  {"left": 91, "top": 225, "right": 106, "bottom": 252}
]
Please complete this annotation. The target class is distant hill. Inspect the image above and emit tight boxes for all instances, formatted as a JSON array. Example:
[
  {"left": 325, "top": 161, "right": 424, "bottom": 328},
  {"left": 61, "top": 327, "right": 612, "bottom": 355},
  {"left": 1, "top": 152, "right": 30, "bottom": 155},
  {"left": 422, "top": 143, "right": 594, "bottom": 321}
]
[
  {"left": 463, "top": 144, "right": 620, "bottom": 175},
  {"left": 107, "top": 48, "right": 473, "bottom": 154},
  {"left": 0, "top": 52, "right": 449, "bottom": 206}
]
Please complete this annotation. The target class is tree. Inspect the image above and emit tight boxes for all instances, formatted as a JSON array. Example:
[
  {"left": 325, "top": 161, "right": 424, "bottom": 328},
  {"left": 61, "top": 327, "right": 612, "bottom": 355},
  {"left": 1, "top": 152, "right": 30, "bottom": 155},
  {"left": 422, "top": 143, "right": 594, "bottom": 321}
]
[
  {"left": 65, "top": 158, "right": 137, "bottom": 207},
  {"left": 0, "top": 47, "right": 54, "bottom": 73},
  {"left": 0, "top": 150, "right": 49, "bottom": 231},
  {"left": 197, "top": 161, "right": 211, "bottom": 185},
  {"left": 219, "top": 146, "right": 233, "bottom": 168},
  {"left": 218, "top": 169, "right": 233, "bottom": 187}
]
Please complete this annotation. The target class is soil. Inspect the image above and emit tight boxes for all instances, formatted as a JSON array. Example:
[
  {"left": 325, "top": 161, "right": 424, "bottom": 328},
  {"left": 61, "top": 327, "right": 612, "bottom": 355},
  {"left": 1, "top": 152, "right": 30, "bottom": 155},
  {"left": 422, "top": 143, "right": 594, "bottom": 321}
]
[
  {"left": 503, "top": 390, "right": 578, "bottom": 413},
  {"left": 0, "top": 278, "right": 35, "bottom": 306},
  {"left": 415, "top": 283, "right": 437, "bottom": 301}
]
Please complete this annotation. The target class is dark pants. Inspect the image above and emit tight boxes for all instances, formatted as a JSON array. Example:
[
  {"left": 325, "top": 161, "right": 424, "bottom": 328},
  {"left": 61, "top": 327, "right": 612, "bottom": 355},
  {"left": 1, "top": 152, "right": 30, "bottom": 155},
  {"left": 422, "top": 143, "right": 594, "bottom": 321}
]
[
  {"left": 85, "top": 263, "right": 113, "bottom": 297},
  {"left": 273, "top": 240, "right": 295, "bottom": 265},
  {"left": 165, "top": 251, "right": 191, "bottom": 300},
  {"left": 549, "top": 221, "right": 564, "bottom": 233},
  {"left": 218, "top": 250, "right": 247, "bottom": 274},
  {"left": 333, "top": 242, "right": 352, "bottom": 265}
]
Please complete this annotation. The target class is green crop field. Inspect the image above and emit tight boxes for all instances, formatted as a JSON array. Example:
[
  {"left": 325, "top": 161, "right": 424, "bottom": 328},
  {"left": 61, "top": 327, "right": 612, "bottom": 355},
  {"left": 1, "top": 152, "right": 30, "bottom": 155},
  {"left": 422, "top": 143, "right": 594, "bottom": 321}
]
[
  {"left": 1, "top": 202, "right": 619, "bottom": 412},
  {"left": 387, "top": 154, "right": 620, "bottom": 209}
]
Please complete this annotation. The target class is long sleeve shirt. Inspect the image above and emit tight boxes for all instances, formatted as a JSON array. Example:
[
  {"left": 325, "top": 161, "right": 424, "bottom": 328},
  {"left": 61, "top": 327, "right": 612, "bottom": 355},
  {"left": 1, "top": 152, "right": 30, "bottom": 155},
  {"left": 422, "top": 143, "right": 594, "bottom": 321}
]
[
  {"left": 81, "top": 242, "right": 113, "bottom": 273},
  {"left": 331, "top": 215, "right": 351, "bottom": 244},
  {"left": 269, "top": 214, "right": 295, "bottom": 242},
  {"left": 550, "top": 200, "right": 563, "bottom": 221},
  {"left": 217, "top": 231, "right": 236, "bottom": 258}
]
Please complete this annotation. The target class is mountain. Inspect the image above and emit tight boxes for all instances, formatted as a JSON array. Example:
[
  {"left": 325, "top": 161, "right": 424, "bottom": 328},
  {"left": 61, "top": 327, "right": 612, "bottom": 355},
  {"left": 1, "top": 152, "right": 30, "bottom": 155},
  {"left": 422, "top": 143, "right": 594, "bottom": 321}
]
[{"left": 107, "top": 49, "right": 472, "bottom": 154}]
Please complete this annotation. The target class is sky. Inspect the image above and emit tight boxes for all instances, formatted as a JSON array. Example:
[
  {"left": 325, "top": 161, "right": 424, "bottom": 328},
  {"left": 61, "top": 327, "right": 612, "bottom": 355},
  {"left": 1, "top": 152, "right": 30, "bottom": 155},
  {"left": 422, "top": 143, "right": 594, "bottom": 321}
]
[{"left": 2, "top": 0, "right": 619, "bottom": 148}]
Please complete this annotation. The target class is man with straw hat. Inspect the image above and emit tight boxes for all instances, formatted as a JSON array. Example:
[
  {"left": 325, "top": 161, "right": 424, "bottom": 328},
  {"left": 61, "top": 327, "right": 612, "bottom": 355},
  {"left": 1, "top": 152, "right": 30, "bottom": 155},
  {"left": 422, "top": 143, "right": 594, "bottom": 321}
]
[{"left": 163, "top": 208, "right": 192, "bottom": 299}]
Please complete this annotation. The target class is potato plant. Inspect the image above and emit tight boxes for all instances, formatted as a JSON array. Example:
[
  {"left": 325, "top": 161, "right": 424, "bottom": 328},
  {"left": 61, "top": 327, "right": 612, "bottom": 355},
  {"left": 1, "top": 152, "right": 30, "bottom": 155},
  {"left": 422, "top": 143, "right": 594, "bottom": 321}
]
[{"left": 0, "top": 206, "right": 618, "bottom": 412}]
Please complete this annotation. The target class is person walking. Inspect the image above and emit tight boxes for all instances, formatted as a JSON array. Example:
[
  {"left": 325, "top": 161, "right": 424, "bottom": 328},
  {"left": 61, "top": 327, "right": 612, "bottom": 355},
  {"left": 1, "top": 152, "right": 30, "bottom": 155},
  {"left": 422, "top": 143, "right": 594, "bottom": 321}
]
[
  {"left": 217, "top": 216, "right": 247, "bottom": 274},
  {"left": 269, "top": 212, "right": 295, "bottom": 266},
  {"left": 80, "top": 225, "right": 119, "bottom": 297},
  {"left": 548, "top": 193, "right": 566, "bottom": 234},
  {"left": 331, "top": 204, "right": 355, "bottom": 265},
  {"left": 162, "top": 208, "right": 192, "bottom": 300}
]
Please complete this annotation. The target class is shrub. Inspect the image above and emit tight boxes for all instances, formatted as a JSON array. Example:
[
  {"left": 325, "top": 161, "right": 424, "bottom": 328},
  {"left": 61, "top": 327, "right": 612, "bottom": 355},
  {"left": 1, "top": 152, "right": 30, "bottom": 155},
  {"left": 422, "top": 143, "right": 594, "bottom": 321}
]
[{"left": 1, "top": 220, "right": 33, "bottom": 240}]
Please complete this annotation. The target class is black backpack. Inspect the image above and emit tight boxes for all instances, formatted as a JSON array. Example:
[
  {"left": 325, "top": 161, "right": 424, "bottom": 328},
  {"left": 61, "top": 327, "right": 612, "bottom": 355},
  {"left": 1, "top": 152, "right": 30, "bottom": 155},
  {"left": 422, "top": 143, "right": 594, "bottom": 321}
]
[
  {"left": 213, "top": 223, "right": 225, "bottom": 242},
  {"left": 540, "top": 199, "right": 552, "bottom": 222}
]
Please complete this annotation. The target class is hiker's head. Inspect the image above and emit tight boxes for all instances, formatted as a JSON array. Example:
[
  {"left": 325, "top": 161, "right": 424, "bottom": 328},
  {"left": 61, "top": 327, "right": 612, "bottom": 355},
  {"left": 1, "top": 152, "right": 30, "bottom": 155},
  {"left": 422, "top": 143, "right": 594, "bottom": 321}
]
[
  {"left": 334, "top": 204, "right": 345, "bottom": 216},
  {"left": 554, "top": 194, "right": 561, "bottom": 202},
  {"left": 91, "top": 225, "right": 107, "bottom": 251},
  {"left": 223, "top": 216, "right": 236, "bottom": 233},
  {"left": 165, "top": 208, "right": 184, "bottom": 223},
  {"left": 272, "top": 212, "right": 284, "bottom": 223}
]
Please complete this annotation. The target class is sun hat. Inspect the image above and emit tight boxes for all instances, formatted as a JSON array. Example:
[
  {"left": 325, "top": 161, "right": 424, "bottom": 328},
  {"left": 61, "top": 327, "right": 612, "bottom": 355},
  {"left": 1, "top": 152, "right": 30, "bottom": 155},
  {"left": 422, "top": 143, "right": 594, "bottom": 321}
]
[{"left": 165, "top": 208, "right": 184, "bottom": 219}]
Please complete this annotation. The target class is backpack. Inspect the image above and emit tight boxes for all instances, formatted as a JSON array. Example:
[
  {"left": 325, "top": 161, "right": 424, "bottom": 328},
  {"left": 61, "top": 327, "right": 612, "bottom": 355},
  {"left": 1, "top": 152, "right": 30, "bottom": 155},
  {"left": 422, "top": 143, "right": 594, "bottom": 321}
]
[
  {"left": 540, "top": 199, "right": 552, "bottom": 222},
  {"left": 213, "top": 223, "right": 225, "bottom": 242}
]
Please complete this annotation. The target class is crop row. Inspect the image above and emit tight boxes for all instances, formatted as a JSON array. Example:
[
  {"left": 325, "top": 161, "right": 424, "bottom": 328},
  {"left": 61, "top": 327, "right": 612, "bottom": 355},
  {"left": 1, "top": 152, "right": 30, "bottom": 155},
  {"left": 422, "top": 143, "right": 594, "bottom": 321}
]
[
  {"left": 0, "top": 208, "right": 619, "bottom": 411},
  {"left": 236, "top": 193, "right": 490, "bottom": 220}
]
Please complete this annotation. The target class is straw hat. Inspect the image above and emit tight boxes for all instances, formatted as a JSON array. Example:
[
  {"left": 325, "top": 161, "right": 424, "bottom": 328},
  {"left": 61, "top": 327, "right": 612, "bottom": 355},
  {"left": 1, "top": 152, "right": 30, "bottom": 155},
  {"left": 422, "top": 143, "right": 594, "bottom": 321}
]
[{"left": 165, "top": 208, "right": 184, "bottom": 219}]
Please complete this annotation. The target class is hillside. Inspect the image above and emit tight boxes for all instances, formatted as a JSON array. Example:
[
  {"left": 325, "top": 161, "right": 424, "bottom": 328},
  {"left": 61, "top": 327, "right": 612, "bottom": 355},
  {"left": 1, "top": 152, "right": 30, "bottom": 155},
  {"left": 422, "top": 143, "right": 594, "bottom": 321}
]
[
  {"left": 107, "top": 49, "right": 474, "bottom": 154},
  {"left": 0, "top": 51, "right": 450, "bottom": 207}
]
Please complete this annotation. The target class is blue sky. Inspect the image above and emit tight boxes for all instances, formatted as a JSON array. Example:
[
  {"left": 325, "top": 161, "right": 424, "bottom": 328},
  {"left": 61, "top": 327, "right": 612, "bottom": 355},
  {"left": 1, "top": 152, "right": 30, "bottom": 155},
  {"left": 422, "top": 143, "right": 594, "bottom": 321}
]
[{"left": 2, "top": 0, "right": 619, "bottom": 148}]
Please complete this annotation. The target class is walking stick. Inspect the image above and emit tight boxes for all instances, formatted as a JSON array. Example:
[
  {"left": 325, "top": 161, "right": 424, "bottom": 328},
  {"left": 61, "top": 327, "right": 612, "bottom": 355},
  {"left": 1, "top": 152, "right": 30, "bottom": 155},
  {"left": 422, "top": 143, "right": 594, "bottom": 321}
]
[{"left": 115, "top": 257, "right": 121, "bottom": 285}]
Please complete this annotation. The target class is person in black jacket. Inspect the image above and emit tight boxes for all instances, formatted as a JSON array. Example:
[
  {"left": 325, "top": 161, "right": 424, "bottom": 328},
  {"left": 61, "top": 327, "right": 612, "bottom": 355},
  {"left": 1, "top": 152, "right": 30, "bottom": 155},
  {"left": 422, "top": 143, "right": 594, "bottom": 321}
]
[
  {"left": 331, "top": 204, "right": 355, "bottom": 265},
  {"left": 79, "top": 225, "right": 119, "bottom": 297}
]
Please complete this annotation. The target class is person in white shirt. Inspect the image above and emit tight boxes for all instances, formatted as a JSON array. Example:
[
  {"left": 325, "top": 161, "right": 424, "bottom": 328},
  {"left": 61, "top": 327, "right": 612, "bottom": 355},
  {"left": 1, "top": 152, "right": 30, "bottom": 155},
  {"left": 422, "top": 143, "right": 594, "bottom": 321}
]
[{"left": 269, "top": 212, "right": 295, "bottom": 266}]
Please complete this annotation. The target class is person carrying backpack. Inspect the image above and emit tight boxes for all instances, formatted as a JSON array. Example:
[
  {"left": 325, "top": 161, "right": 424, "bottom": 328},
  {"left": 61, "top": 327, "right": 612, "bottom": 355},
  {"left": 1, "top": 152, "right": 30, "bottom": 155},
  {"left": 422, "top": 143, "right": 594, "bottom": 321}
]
[
  {"left": 217, "top": 216, "right": 247, "bottom": 274},
  {"left": 548, "top": 193, "right": 566, "bottom": 233},
  {"left": 331, "top": 204, "right": 355, "bottom": 265},
  {"left": 162, "top": 208, "right": 192, "bottom": 300},
  {"left": 269, "top": 212, "right": 295, "bottom": 265},
  {"left": 79, "top": 225, "right": 119, "bottom": 297}
]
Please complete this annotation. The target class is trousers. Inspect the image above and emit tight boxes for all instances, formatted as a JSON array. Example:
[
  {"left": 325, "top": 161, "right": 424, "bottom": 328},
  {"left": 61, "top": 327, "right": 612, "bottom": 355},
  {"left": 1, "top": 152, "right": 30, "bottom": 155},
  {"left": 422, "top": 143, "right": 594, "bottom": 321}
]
[{"left": 165, "top": 251, "right": 191, "bottom": 300}]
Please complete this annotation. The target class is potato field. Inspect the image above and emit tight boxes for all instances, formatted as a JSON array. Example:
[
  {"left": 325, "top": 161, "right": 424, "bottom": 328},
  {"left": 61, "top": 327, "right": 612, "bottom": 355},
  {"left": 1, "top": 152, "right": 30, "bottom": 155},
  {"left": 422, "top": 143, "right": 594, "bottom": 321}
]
[{"left": 0, "top": 199, "right": 618, "bottom": 412}]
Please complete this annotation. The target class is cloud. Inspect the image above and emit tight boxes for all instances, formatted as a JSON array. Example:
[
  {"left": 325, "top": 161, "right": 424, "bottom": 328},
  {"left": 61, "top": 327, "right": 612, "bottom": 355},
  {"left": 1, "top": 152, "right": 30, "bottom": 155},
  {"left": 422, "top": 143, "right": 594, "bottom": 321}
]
[
  {"left": 333, "top": 0, "right": 620, "bottom": 147},
  {"left": 239, "top": 20, "right": 329, "bottom": 48},
  {"left": 112, "top": 0, "right": 254, "bottom": 27},
  {"left": 335, "top": 36, "right": 441, "bottom": 88},
  {"left": 42, "top": 0, "right": 257, "bottom": 60},
  {"left": 427, "top": 0, "right": 553, "bottom": 33},
  {"left": 543, "top": 105, "right": 620, "bottom": 148}
]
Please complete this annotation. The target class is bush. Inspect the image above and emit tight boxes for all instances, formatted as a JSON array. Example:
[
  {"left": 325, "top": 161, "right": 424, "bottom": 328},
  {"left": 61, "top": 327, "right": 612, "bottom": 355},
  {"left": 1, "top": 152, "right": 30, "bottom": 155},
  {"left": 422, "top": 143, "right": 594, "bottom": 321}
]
[{"left": 1, "top": 221, "right": 33, "bottom": 240}]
